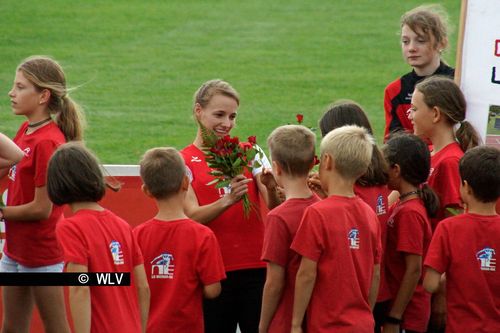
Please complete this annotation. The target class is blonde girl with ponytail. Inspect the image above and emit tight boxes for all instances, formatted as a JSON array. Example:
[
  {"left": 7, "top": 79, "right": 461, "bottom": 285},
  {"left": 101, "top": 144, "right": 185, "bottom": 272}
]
[{"left": 0, "top": 56, "right": 84, "bottom": 333}]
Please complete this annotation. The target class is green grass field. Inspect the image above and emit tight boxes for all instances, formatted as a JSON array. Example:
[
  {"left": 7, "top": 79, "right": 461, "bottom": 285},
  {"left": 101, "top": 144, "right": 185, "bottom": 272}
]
[{"left": 0, "top": 0, "right": 460, "bottom": 163}]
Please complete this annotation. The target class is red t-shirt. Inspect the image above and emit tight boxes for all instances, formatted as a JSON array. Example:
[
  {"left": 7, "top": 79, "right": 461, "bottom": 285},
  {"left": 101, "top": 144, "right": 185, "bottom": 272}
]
[
  {"left": 133, "top": 218, "right": 226, "bottom": 333},
  {"left": 261, "top": 196, "right": 320, "bottom": 333},
  {"left": 5, "top": 122, "right": 65, "bottom": 266},
  {"left": 385, "top": 199, "right": 432, "bottom": 332},
  {"left": 428, "top": 142, "right": 464, "bottom": 229},
  {"left": 355, "top": 184, "right": 391, "bottom": 302},
  {"left": 291, "top": 195, "right": 381, "bottom": 333},
  {"left": 56, "top": 209, "right": 143, "bottom": 333},
  {"left": 181, "top": 144, "right": 266, "bottom": 272},
  {"left": 424, "top": 213, "right": 500, "bottom": 332}
]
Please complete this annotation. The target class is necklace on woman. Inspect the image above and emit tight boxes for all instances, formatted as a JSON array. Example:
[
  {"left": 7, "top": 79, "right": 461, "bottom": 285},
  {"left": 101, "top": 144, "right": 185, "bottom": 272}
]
[
  {"left": 399, "top": 190, "right": 419, "bottom": 201},
  {"left": 28, "top": 117, "right": 52, "bottom": 128}
]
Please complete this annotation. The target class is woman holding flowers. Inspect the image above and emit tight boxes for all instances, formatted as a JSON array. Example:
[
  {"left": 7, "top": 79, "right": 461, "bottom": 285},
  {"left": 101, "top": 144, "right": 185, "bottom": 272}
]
[{"left": 181, "top": 79, "right": 280, "bottom": 333}]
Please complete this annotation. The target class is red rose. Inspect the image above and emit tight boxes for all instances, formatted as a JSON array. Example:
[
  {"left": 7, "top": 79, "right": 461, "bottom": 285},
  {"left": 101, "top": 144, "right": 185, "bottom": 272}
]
[
  {"left": 240, "top": 142, "right": 253, "bottom": 151},
  {"left": 248, "top": 136, "right": 257, "bottom": 145},
  {"left": 313, "top": 155, "right": 320, "bottom": 165},
  {"left": 296, "top": 114, "right": 304, "bottom": 124}
]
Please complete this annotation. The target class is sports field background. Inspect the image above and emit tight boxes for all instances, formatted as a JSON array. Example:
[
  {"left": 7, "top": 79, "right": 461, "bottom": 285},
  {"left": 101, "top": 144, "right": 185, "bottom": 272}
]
[{"left": 0, "top": 0, "right": 460, "bottom": 163}]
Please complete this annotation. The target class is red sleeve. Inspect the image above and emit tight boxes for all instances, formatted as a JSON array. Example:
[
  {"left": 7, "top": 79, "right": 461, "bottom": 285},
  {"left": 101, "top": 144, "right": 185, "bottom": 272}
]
[
  {"left": 291, "top": 208, "right": 324, "bottom": 262},
  {"left": 383, "top": 79, "right": 401, "bottom": 142},
  {"left": 383, "top": 85, "right": 393, "bottom": 142},
  {"left": 396, "top": 210, "right": 427, "bottom": 256},
  {"left": 424, "top": 223, "right": 449, "bottom": 273},
  {"left": 56, "top": 221, "right": 89, "bottom": 267},
  {"left": 33, "top": 140, "right": 58, "bottom": 187},
  {"left": 130, "top": 228, "right": 144, "bottom": 267},
  {"left": 196, "top": 231, "right": 226, "bottom": 285},
  {"left": 433, "top": 157, "right": 462, "bottom": 208},
  {"left": 261, "top": 214, "right": 289, "bottom": 267}
]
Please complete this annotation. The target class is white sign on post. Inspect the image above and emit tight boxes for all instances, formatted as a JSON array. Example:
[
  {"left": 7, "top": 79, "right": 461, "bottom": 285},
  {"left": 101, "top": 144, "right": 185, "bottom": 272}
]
[{"left": 456, "top": 0, "right": 500, "bottom": 148}]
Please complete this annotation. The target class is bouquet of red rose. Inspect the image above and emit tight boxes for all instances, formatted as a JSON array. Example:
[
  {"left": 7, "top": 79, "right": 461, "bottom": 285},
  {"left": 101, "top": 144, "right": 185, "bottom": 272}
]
[{"left": 200, "top": 125, "right": 262, "bottom": 218}]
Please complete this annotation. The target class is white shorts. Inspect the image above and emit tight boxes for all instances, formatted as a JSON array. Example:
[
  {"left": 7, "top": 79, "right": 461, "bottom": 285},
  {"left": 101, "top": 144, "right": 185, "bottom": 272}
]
[{"left": 0, "top": 254, "right": 64, "bottom": 273}]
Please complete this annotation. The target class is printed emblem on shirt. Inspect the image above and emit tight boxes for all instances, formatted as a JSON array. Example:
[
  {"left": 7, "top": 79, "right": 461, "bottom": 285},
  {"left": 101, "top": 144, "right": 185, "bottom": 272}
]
[
  {"left": 109, "top": 240, "right": 124, "bottom": 265},
  {"left": 23, "top": 147, "right": 31, "bottom": 157},
  {"left": 476, "top": 247, "right": 496, "bottom": 272},
  {"left": 191, "top": 156, "right": 202, "bottom": 163},
  {"left": 217, "top": 186, "right": 231, "bottom": 198},
  {"left": 150, "top": 252, "right": 174, "bottom": 279},
  {"left": 8, "top": 165, "right": 16, "bottom": 181},
  {"left": 348, "top": 228, "right": 360, "bottom": 250},
  {"left": 387, "top": 218, "right": 395, "bottom": 228},
  {"left": 405, "top": 92, "right": 413, "bottom": 102},
  {"left": 376, "top": 194, "right": 387, "bottom": 215}
]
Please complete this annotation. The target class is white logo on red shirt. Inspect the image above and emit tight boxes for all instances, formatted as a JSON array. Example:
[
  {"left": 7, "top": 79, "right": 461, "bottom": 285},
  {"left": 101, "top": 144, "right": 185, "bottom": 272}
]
[
  {"left": 348, "top": 228, "right": 360, "bottom": 249},
  {"left": 476, "top": 247, "right": 496, "bottom": 272},
  {"left": 23, "top": 147, "right": 31, "bottom": 156},
  {"left": 150, "top": 252, "right": 174, "bottom": 279},
  {"left": 376, "top": 194, "right": 386, "bottom": 215},
  {"left": 191, "top": 156, "right": 201, "bottom": 163},
  {"left": 109, "top": 240, "right": 124, "bottom": 265},
  {"left": 8, "top": 166, "right": 16, "bottom": 181}
]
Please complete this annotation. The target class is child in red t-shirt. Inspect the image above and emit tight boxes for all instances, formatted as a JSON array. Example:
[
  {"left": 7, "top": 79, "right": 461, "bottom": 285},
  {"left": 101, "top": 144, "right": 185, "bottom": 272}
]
[
  {"left": 134, "top": 147, "right": 226, "bottom": 333},
  {"left": 46, "top": 143, "right": 150, "bottom": 333},
  {"left": 382, "top": 134, "right": 439, "bottom": 332},
  {"left": 291, "top": 125, "right": 381, "bottom": 333},
  {"left": 0, "top": 56, "right": 85, "bottom": 333},
  {"left": 424, "top": 146, "right": 500, "bottom": 332},
  {"left": 408, "top": 76, "right": 481, "bottom": 331},
  {"left": 258, "top": 125, "right": 319, "bottom": 333},
  {"left": 409, "top": 76, "right": 481, "bottom": 229},
  {"left": 310, "top": 100, "right": 391, "bottom": 331}
]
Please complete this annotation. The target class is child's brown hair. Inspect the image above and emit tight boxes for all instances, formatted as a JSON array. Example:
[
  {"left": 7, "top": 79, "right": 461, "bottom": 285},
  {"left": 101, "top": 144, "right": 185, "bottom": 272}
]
[
  {"left": 47, "top": 142, "right": 105, "bottom": 205},
  {"left": 140, "top": 147, "right": 186, "bottom": 199},
  {"left": 267, "top": 125, "right": 316, "bottom": 177}
]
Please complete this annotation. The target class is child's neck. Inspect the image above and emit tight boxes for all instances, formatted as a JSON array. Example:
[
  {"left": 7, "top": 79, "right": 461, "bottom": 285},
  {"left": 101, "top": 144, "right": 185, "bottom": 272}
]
[
  {"left": 326, "top": 175, "right": 355, "bottom": 198},
  {"left": 397, "top": 181, "right": 419, "bottom": 203},
  {"left": 155, "top": 195, "right": 188, "bottom": 221},
  {"left": 465, "top": 199, "right": 498, "bottom": 216},
  {"left": 429, "top": 124, "right": 456, "bottom": 154},
  {"left": 70, "top": 202, "right": 104, "bottom": 213},
  {"left": 280, "top": 175, "right": 313, "bottom": 200},
  {"left": 413, "top": 56, "right": 441, "bottom": 76}
]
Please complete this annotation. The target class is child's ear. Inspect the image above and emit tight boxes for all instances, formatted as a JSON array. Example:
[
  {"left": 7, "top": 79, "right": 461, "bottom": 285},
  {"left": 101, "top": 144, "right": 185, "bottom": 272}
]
[
  {"left": 392, "top": 163, "right": 401, "bottom": 177},
  {"left": 141, "top": 184, "right": 154, "bottom": 198},
  {"left": 432, "top": 106, "right": 442, "bottom": 124},
  {"left": 462, "top": 180, "right": 473, "bottom": 195},
  {"left": 323, "top": 153, "right": 333, "bottom": 171},
  {"left": 39, "top": 88, "right": 51, "bottom": 105},
  {"left": 272, "top": 160, "right": 282, "bottom": 176},
  {"left": 181, "top": 175, "right": 190, "bottom": 191}
]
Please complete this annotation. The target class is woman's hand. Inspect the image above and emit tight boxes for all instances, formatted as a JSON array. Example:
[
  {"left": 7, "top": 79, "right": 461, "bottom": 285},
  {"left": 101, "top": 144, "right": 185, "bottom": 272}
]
[
  {"left": 224, "top": 174, "right": 252, "bottom": 206},
  {"left": 307, "top": 172, "right": 327, "bottom": 199}
]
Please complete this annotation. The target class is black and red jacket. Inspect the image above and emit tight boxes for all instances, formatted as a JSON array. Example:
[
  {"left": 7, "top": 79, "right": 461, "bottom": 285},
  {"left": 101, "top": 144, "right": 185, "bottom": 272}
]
[{"left": 383, "top": 62, "right": 454, "bottom": 141}]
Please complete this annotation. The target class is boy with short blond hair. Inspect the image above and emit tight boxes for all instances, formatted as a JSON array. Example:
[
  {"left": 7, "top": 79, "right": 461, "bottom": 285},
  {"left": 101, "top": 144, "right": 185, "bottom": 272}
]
[
  {"left": 258, "top": 125, "right": 319, "bottom": 333},
  {"left": 424, "top": 146, "right": 500, "bottom": 332},
  {"left": 291, "top": 125, "right": 382, "bottom": 333},
  {"left": 134, "top": 147, "right": 226, "bottom": 333}
]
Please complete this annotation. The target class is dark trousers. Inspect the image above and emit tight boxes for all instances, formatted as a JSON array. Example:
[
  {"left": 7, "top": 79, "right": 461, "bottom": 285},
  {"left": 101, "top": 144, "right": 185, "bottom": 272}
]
[{"left": 203, "top": 268, "right": 266, "bottom": 333}]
